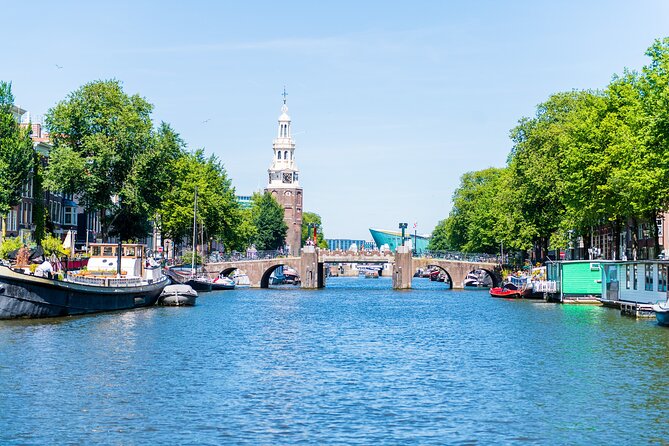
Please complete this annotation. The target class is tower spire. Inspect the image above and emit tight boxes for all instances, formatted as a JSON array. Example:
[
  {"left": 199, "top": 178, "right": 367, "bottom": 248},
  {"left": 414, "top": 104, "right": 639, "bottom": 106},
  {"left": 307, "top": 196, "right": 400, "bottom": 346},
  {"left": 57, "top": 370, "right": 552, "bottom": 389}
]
[{"left": 282, "top": 86, "right": 288, "bottom": 105}]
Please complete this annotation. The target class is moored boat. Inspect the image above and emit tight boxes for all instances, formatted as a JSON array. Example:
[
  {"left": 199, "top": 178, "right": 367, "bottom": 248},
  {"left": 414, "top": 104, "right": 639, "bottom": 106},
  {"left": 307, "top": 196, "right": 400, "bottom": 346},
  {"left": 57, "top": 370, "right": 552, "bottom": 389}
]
[
  {"left": 283, "top": 266, "right": 301, "bottom": 285},
  {"left": 464, "top": 269, "right": 493, "bottom": 288},
  {"left": 159, "top": 284, "right": 198, "bottom": 306},
  {"left": 211, "top": 275, "right": 235, "bottom": 290},
  {"left": 489, "top": 282, "right": 522, "bottom": 298},
  {"left": 0, "top": 243, "right": 168, "bottom": 319},
  {"left": 185, "top": 276, "right": 213, "bottom": 292},
  {"left": 231, "top": 270, "right": 250, "bottom": 287},
  {"left": 653, "top": 301, "right": 669, "bottom": 326},
  {"left": 364, "top": 270, "right": 379, "bottom": 279}
]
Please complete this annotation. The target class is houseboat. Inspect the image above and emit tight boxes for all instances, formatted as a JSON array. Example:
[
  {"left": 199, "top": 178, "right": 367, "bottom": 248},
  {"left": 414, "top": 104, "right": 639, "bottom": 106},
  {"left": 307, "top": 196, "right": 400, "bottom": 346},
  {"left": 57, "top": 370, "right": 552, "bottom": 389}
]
[
  {"left": 600, "top": 261, "right": 668, "bottom": 318},
  {"left": 545, "top": 260, "right": 605, "bottom": 303},
  {"left": 0, "top": 243, "right": 168, "bottom": 319}
]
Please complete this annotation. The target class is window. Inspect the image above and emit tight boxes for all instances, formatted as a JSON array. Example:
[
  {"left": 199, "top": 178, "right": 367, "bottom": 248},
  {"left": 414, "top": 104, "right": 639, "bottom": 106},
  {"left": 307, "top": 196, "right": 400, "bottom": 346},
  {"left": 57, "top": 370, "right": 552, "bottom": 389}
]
[
  {"left": 633, "top": 264, "right": 638, "bottom": 290},
  {"left": 626, "top": 265, "right": 630, "bottom": 289},
  {"left": 278, "top": 151, "right": 282, "bottom": 159},
  {"left": 103, "top": 246, "right": 114, "bottom": 257},
  {"left": 660, "top": 265, "right": 667, "bottom": 293},
  {"left": 64, "top": 208, "right": 72, "bottom": 225},
  {"left": 284, "top": 151, "right": 288, "bottom": 159},
  {"left": 7, "top": 210, "right": 17, "bottom": 231},
  {"left": 282, "top": 173, "right": 292, "bottom": 183},
  {"left": 645, "top": 264, "right": 654, "bottom": 291}
]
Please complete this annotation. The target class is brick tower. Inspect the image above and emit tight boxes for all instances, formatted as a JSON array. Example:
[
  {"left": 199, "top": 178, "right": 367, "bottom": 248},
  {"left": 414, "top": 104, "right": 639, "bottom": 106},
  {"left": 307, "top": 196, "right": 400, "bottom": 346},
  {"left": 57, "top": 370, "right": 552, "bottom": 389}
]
[{"left": 265, "top": 89, "right": 303, "bottom": 256}]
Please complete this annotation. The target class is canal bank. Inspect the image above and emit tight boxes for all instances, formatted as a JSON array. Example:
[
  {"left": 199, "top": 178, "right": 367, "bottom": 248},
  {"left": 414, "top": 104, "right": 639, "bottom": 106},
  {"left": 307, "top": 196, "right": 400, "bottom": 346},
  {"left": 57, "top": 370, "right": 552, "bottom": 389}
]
[{"left": 1, "top": 277, "right": 668, "bottom": 444}]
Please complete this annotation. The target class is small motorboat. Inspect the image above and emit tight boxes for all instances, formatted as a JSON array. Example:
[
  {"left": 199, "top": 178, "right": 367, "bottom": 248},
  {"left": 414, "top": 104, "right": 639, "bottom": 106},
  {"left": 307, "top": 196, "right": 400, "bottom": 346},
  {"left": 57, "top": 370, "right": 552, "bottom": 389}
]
[
  {"left": 283, "top": 266, "right": 301, "bottom": 285},
  {"left": 464, "top": 270, "right": 492, "bottom": 288},
  {"left": 489, "top": 282, "right": 522, "bottom": 298},
  {"left": 364, "top": 270, "right": 379, "bottom": 279},
  {"left": 185, "top": 276, "right": 213, "bottom": 292},
  {"left": 231, "top": 270, "right": 250, "bottom": 287},
  {"left": 652, "top": 300, "right": 669, "bottom": 326},
  {"left": 159, "top": 284, "right": 198, "bottom": 306},
  {"left": 429, "top": 269, "right": 446, "bottom": 282},
  {"left": 211, "top": 275, "right": 235, "bottom": 290}
]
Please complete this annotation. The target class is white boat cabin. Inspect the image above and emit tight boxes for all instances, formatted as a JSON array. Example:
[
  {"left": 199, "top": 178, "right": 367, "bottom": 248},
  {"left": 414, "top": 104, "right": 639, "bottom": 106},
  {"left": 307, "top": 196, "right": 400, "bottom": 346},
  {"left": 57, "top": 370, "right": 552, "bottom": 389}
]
[
  {"left": 87, "top": 243, "right": 148, "bottom": 278},
  {"left": 601, "top": 261, "right": 669, "bottom": 306}
]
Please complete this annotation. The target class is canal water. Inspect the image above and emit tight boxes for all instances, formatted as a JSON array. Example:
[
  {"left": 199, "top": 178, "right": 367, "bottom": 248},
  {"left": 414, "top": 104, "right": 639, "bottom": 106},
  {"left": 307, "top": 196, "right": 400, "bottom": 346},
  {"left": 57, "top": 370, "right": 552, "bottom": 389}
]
[{"left": 1, "top": 277, "right": 668, "bottom": 445}]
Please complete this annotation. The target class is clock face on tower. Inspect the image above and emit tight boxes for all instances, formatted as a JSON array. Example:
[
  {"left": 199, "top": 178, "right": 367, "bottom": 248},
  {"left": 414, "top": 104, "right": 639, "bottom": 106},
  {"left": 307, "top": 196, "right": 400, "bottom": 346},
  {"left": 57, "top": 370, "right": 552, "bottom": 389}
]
[{"left": 282, "top": 172, "right": 293, "bottom": 183}]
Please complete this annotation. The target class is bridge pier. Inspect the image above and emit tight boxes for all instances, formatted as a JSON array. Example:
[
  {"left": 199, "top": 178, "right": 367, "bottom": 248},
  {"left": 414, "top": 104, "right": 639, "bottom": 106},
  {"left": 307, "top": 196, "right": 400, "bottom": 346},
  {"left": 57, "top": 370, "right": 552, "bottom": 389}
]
[
  {"left": 392, "top": 246, "right": 413, "bottom": 290},
  {"left": 300, "top": 246, "right": 323, "bottom": 289}
]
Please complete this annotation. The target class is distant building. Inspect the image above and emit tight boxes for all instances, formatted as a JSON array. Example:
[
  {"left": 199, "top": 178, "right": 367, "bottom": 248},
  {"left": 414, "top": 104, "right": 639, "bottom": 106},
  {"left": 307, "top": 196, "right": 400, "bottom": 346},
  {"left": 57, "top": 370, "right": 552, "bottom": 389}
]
[
  {"left": 236, "top": 195, "right": 253, "bottom": 210},
  {"left": 369, "top": 228, "right": 430, "bottom": 253},
  {"left": 326, "top": 239, "right": 376, "bottom": 252},
  {"left": 3, "top": 108, "right": 81, "bottom": 244},
  {"left": 264, "top": 91, "right": 303, "bottom": 255}
]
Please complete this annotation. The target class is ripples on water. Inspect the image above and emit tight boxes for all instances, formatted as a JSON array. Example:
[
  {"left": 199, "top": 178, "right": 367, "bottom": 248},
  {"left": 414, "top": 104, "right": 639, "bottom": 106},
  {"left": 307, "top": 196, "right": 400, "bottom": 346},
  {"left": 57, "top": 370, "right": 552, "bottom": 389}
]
[{"left": 1, "top": 277, "right": 669, "bottom": 445}]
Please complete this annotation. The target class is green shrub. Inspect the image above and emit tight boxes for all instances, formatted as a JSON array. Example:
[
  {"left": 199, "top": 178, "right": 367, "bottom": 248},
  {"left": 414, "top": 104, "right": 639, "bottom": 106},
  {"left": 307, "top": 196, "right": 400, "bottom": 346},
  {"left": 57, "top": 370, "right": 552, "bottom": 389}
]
[
  {"left": 41, "top": 235, "right": 68, "bottom": 257},
  {"left": 0, "top": 237, "right": 23, "bottom": 259},
  {"left": 182, "top": 250, "right": 204, "bottom": 267}
]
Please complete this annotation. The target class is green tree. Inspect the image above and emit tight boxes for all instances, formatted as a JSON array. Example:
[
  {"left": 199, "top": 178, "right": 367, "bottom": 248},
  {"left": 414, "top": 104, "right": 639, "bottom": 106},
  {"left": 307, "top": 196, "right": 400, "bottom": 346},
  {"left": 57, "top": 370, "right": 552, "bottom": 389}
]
[
  {"left": 32, "top": 152, "right": 46, "bottom": 245},
  {"left": 0, "top": 81, "right": 34, "bottom": 232},
  {"left": 44, "top": 79, "right": 154, "bottom": 240},
  {"left": 438, "top": 168, "right": 505, "bottom": 253},
  {"left": 427, "top": 219, "right": 451, "bottom": 251},
  {"left": 301, "top": 211, "right": 327, "bottom": 248},
  {"left": 251, "top": 192, "right": 287, "bottom": 250},
  {"left": 227, "top": 207, "right": 258, "bottom": 252},
  {"left": 157, "top": 150, "right": 241, "bottom": 251}
]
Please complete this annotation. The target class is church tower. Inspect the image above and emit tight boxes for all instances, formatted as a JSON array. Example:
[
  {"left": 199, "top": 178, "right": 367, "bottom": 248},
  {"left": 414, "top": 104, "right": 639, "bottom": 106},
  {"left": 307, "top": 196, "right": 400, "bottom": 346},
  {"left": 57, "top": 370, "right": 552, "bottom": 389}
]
[{"left": 265, "top": 89, "right": 303, "bottom": 256}]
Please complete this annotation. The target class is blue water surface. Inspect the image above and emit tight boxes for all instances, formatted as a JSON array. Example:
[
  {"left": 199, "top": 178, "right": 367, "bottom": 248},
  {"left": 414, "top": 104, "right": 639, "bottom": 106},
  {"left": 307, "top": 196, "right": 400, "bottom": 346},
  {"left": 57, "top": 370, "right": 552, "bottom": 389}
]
[{"left": 1, "top": 277, "right": 668, "bottom": 445}]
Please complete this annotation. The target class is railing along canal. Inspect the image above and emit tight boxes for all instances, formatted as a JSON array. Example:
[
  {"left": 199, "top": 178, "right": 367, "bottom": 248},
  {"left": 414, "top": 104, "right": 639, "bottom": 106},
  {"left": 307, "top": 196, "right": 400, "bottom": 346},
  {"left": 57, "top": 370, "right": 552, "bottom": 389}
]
[
  {"left": 208, "top": 250, "right": 286, "bottom": 263},
  {"left": 418, "top": 250, "right": 501, "bottom": 263},
  {"left": 206, "top": 249, "right": 501, "bottom": 264}
]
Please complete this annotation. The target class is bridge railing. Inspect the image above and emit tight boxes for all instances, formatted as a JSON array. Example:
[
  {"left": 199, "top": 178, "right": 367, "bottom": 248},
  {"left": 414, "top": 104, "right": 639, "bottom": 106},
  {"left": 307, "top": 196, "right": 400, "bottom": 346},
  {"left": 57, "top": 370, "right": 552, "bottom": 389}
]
[
  {"left": 208, "top": 250, "right": 286, "bottom": 263},
  {"left": 417, "top": 250, "right": 501, "bottom": 263},
  {"left": 319, "top": 249, "right": 393, "bottom": 258}
]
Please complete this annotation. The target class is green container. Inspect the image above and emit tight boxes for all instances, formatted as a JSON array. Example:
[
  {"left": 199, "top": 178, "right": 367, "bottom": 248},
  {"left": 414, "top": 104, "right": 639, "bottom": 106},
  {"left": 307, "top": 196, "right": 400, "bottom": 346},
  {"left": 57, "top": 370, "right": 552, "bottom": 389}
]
[{"left": 560, "top": 261, "right": 602, "bottom": 296}]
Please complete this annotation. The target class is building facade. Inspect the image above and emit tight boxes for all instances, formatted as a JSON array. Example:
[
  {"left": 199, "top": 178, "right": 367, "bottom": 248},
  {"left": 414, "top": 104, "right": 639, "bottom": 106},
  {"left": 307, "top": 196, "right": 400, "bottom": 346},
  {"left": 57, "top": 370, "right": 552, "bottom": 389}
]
[
  {"left": 3, "top": 109, "right": 79, "bottom": 244},
  {"left": 264, "top": 95, "right": 303, "bottom": 256}
]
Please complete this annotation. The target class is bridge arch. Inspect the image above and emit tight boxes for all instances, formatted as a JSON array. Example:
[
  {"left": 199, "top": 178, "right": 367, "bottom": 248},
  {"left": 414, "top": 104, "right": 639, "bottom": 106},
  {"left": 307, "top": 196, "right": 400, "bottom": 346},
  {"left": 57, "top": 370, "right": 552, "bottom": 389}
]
[
  {"left": 469, "top": 268, "right": 500, "bottom": 287},
  {"left": 219, "top": 267, "right": 239, "bottom": 277},
  {"left": 426, "top": 264, "right": 453, "bottom": 288},
  {"left": 259, "top": 263, "right": 300, "bottom": 289}
]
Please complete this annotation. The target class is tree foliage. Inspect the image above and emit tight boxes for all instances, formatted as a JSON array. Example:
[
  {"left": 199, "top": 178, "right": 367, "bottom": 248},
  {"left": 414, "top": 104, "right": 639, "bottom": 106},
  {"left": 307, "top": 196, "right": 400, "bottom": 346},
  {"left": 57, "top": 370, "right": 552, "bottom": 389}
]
[
  {"left": 0, "top": 81, "right": 33, "bottom": 217},
  {"left": 431, "top": 37, "right": 669, "bottom": 260},
  {"left": 157, "top": 149, "right": 241, "bottom": 250},
  {"left": 44, "top": 79, "right": 154, "bottom": 240},
  {"left": 431, "top": 168, "right": 504, "bottom": 253},
  {"left": 250, "top": 192, "right": 287, "bottom": 250},
  {"left": 301, "top": 211, "right": 327, "bottom": 248}
]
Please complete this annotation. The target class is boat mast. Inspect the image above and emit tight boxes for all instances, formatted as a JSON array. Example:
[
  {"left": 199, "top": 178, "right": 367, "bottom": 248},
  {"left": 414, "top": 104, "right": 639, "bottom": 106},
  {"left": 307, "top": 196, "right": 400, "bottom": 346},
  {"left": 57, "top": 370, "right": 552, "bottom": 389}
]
[{"left": 192, "top": 187, "right": 198, "bottom": 277}]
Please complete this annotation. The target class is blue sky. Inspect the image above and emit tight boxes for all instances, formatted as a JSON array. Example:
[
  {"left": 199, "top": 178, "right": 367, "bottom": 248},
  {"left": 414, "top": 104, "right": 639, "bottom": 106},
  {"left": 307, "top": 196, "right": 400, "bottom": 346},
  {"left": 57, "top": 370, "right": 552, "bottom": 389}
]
[{"left": 4, "top": 1, "right": 669, "bottom": 239}]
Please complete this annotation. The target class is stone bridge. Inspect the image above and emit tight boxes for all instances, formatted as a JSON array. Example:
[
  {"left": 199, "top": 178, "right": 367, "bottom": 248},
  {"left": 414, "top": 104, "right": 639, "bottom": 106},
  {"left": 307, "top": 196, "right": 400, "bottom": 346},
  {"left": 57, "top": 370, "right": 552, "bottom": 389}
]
[{"left": 204, "top": 246, "right": 500, "bottom": 289}]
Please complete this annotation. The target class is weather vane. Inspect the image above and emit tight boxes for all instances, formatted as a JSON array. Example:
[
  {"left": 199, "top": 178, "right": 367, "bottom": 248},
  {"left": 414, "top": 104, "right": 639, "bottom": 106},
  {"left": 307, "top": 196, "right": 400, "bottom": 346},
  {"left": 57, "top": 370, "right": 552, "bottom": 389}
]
[{"left": 282, "top": 86, "right": 288, "bottom": 104}]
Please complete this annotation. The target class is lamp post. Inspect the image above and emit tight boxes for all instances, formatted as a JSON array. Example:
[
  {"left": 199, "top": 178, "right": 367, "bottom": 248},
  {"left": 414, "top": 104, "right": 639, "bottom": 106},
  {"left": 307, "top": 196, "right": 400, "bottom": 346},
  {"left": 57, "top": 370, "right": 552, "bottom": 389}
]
[{"left": 399, "top": 222, "right": 408, "bottom": 248}]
